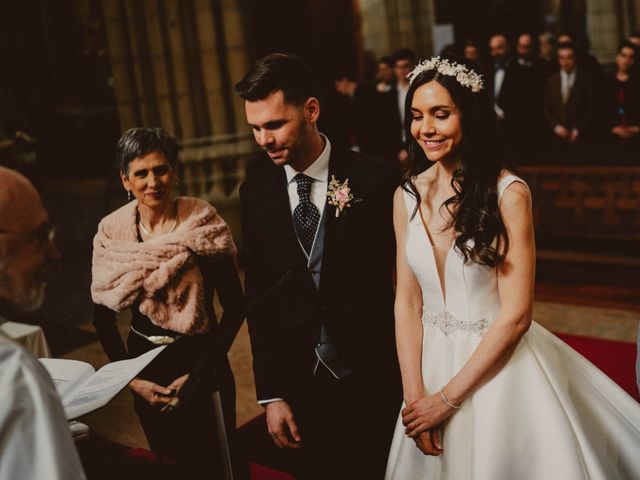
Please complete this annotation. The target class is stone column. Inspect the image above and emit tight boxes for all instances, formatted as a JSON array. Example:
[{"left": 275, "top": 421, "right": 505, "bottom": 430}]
[
  {"left": 101, "top": 0, "right": 255, "bottom": 240},
  {"left": 624, "top": 0, "right": 639, "bottom": 34},
  {"left": 586, "top": 0, "right": 623, "bottom": 62},
  {"left": 359, "top": 0, "right": 435, "bottom": 59},
  {"left": 102, "top": 0, "right": 250, "bottom": 137}
]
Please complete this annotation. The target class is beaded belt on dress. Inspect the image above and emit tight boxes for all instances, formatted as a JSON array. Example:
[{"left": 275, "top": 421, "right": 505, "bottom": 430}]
[{"left": 422, "top": 309, "right": 489, "bottom": 336}]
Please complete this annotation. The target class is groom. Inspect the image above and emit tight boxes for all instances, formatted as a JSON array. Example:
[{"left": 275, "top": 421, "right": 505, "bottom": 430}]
[{"left": 236, "top": 53, "right": 401, "bottom": 479}]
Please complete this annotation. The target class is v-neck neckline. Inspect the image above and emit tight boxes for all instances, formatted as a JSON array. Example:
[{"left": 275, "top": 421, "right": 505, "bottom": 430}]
[{"left": 416, "top": 203, "right": 455, "bottom": 307}]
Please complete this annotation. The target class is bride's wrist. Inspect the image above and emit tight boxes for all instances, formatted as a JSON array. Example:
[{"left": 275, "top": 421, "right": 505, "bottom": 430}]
[
  {"left": 403, "top": 390, "right": 425, "bottom": 404},
  {"left": 440, "top": 387, "right": 463, "bottom": 409}
]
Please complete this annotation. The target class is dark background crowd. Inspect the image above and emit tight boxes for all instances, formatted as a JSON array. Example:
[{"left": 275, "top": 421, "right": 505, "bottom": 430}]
[{"left": 324, "top": 31, "right": 640, "bottom": 166}]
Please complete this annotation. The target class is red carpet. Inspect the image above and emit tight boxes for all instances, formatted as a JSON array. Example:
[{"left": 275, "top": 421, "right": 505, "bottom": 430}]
[
  {"left": 251, "top": 463, "right": 294, "bottom": 480},
  {"left": 555, "top": 332, "right": 639, "bottom": 401},
  {"left": 238, "top": 332, "right": 639, "bottom": 479}
]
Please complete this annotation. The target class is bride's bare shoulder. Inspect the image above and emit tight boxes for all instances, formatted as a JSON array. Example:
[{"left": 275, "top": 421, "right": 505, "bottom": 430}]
[{"left": 498, "top": 169, "right": 516, "bottom": 181}]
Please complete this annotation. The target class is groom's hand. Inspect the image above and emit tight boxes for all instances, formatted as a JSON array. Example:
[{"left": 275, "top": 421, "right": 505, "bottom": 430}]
[{"left": 265, "top": 400, "right": 302, "bottom": 449}]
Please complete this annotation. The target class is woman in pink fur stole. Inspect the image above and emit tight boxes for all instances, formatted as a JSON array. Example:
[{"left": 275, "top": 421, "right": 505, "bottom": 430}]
[{"left": 91, "top": 128, "right": 247, "bottom": 478}]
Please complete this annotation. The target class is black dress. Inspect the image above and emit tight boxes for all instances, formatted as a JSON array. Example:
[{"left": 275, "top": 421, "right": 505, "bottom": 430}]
[
  {"left": 603, "top": 73, "right": 640, "bottom": 163},
  {"left": 93, "top": 254, "right": 247, "bottom": 477}
]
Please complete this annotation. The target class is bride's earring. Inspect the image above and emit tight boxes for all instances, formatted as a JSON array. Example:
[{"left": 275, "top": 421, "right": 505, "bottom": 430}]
[{"left": 127, "top": 190, "right": 132, "bottom": 201}]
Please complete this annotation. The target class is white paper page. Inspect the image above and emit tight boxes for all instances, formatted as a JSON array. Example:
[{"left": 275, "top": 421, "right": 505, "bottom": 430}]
[
  {"left": 63, "top": 345, "right": 166, "bottom": 419},
  {"left": 39, "top": 358, "right": 95, "bottom": 400}
]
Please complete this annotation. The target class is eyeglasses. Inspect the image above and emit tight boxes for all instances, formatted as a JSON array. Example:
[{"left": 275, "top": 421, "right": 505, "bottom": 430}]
[{"left": 0, "top": 222, "right": 56, "bottom": 248}]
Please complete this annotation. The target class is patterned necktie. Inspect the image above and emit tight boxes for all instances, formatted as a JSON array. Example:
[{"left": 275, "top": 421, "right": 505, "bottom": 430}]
[{"left": 293, "top": 173, "right": 320, "bottom": 255}]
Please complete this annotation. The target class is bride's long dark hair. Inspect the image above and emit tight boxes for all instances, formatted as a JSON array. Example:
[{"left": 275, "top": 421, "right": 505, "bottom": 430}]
[{"left": 402, "top": 59, "right": 510, "bottom": 267}]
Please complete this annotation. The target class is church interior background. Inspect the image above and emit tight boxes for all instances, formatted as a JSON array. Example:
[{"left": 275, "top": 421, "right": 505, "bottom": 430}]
[{"left": 0, "top": 0, "right": 638, "bottom": 449}]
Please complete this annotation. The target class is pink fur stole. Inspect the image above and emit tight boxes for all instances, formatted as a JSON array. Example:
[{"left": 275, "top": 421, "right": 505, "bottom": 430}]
[{"left": 91, "top": 197, "right": 236, "bottom": 334}]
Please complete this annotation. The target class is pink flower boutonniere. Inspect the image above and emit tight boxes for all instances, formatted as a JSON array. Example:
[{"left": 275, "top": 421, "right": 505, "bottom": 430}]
[{"left": 327, "top": 175, "right": 361, "bottom": 217}]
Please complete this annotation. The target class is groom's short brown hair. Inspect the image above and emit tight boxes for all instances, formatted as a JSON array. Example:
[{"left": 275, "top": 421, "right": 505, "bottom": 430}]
[{"left": 235, "top": 53, "right": 316, "bottom": 105}]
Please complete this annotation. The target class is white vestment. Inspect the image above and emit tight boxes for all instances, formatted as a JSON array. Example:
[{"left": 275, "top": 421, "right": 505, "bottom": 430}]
[{"left": 0, "top": 317, "right": 85, "bottom": 480}]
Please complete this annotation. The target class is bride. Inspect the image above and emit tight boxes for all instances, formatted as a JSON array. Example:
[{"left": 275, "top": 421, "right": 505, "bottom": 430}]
[{"left": 385, "top": 57, "right": 640, "bottom": 479}]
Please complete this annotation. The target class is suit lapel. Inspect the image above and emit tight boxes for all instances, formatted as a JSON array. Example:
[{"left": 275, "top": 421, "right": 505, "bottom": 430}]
[
  {"left": 268, "top": 167, "right": 310, "bottom": 267},
  {"left": 320, "top": 150, "right": 350, "bottom": 293},
  {"left": 566, "top": 71, "right": 582, "bottom": 112}
]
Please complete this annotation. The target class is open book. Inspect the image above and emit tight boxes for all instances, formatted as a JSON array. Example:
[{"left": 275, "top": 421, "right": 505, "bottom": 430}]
[{"left": 39, "top": 346, "right": 166, "bottom": 420}]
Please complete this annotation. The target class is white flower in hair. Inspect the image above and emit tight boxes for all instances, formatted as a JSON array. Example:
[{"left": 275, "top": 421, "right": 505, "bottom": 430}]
[{"left": 407, "top": 56, "right": 484, "bottom": 93}]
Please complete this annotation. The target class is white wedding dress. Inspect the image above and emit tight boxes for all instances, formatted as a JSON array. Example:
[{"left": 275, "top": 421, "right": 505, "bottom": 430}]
[{"left": 385, "top": 175, "right": 640, "bottom": 480}]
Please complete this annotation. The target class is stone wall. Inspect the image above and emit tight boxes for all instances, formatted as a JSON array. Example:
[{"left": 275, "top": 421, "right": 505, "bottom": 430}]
[{"left": 101, "top": 0, "right": 251, "bottom": 138}]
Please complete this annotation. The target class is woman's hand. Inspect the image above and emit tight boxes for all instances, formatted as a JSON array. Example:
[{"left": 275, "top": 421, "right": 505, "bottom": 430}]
[
  {"left": 167, "top": 373, "right": 189, "bottom": 393},
  {"left": 402, "top": 393, "right": 455, "bottom": 438},
  {"left": 413, "top": 429, "right": 443, "bottom": 456},
  {"left": 128, "top": 378, "right": 174, "bottom": 406}
]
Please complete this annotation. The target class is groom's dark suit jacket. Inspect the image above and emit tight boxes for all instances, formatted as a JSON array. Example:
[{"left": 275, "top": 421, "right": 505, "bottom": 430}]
[{"left": 240, "top": 147, "right": 401, "bottom": 406}]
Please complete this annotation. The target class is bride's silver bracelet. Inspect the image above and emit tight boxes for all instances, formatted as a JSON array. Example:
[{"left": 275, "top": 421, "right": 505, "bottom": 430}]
[{"left": 440, "top": 389, "right": 461, "bottom": 409}]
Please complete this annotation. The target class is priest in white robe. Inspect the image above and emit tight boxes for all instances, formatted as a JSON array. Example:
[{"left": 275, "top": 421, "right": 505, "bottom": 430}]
[{"left": 0, "top": 166, "right": 85, "bottom": 480}]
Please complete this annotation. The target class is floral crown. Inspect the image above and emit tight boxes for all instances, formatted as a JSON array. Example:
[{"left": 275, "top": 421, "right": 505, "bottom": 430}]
[{"left": 407, "top": 56, "right": 484, "bottom": 93}]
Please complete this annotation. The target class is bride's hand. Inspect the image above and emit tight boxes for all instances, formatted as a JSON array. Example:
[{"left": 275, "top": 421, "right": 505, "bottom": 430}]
[
  {"left": 402, "top": 393, "right": 454, "bottom": 437},
  {"left": 413, "top": 429, "right": 443, "bottom": 456}
]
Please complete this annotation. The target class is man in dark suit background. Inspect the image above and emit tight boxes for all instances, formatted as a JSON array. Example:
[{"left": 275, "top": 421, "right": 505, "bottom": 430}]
[
  {"left": 375, "top": 48, "right": 416, "bottom": 163},
  {"left": 487, "top": 34, "right": 526, "bottom": 157},
  {"left": 511, "top": 33, "right": 550, "bottom": 162},
  {"left": 236, "top": 53, "right": 401, "bottom": 480},
  {"left": 544, "top": 41, "right": 597, "bottom": 160}
]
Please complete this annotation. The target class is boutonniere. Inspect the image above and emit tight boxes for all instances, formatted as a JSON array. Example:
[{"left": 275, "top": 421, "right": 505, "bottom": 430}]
[{"left": 327, "top": 175, "right": 361, "bottom": 217}]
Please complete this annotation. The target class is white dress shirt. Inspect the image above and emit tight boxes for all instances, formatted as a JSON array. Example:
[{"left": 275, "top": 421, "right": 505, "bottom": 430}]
[
  {"left": 397, "top": 84, "right": 409, "bottom": 142},
  {"left": 258, "top": 133, "right": 331, "bottom": 406},
  {"left": 493, "top": 67, "right": 506, "bottom": 119},
  {"left": 493, "top": 67, "right": 505, "bottom": 99},
  {"left": 283, "top": 133, "right": 331, "bottom": 220},
  {"left": 560, "top": 69, "right": 576, "bottom": 104}
]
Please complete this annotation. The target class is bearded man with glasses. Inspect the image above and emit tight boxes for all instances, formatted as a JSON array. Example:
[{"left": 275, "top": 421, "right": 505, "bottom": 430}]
[{"left": 0, "top": 165, "right": 85, "bottom": 479}]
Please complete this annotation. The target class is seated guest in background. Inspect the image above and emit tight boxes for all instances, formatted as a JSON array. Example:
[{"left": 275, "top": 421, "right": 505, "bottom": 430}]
[
  {"left": 487, "top": 34, "right": 526, "bottom": 156},
  {"left": 515, "top": 32, "right": 535, "bottom": 67},
  {"left": 556, "top": 33, "right": 604, "bottom": 81},
  {"left": 463, "top": 39, "right": 480, "bottom": 64},
  {"left": 512, "top": 33, "right": 549, "bottom": 162},
  {"left": 544, "top": 42, "right": 597, "bottom": 157},
  {"left": 488, "top": 34, "right": 515, "bottom": 123},
  {"left": 518, "top": 32, "right": 554, "bottom": 79},
  {"left": 604, "top": 41, "right": 640, "bottom": 161},
  {"left": 439, "top": 43, "right": 459, "bottom": 58},
  {"left": 0, "top": 166, "right": 86, "bottom": 480},
  {"left": 91, "top": 128, "right": 247, "bottom": 478},
  {"left": 462, "top": 39, "right": 487, "bottom": 77},
  {"left": 343, "top": 55, "right": 400, "bottom": 160},
  {"left": 376, "top": 55, "right": 395, "bottom": 93},
  {"left": 333, "top": 48, "right": 415, "bottom": 163},
  {"left": 538, "top": 31, "right": 555, "bottom": 63},
  {"left": 332, "top": 69, "right": 397, "bottom": 162},
  {"left": 381, "top": 48, "right": 417, "bottom": 162},
  {"left": 627, "top": 31, "right": 640, "bottom": 79}
]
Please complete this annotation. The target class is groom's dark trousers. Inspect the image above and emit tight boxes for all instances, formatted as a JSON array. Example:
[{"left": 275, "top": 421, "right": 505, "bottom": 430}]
[{"left": 240, "top": 148, "right": 402, "bottom": 479}]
